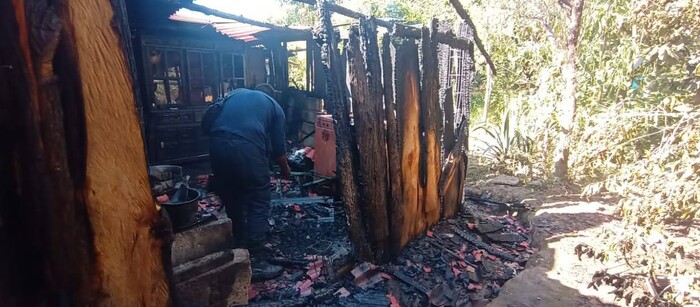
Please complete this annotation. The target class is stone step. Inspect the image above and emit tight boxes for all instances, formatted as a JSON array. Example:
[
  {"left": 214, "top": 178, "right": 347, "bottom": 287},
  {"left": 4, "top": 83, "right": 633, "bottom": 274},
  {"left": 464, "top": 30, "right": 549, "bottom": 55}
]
[
  {"left": 174, "top": 249, "right": 251, "bottom": 307},
  {"left": 172, "top": 217, "right": 232, "bottom": 266}
]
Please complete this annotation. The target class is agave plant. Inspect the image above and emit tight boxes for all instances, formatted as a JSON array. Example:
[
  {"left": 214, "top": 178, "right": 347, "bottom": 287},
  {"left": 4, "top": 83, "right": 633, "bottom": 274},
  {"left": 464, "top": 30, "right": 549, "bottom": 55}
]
[{"left": 472, "top": 109, "right": 533, "bottom": 163}]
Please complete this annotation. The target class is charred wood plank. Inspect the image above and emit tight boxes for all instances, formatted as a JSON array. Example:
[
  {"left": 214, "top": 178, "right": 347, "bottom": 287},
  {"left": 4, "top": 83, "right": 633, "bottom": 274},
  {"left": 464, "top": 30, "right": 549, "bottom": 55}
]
[
  {"left": 449, "top": 224, "right": 521, "bottom": 263},
  {"left": 314, "top": 0, "right": 373, "bottom": 260},
  {"left": 390, "top": 271, "right": 430, "bottom": 295},
  {"left": 381, "top": 34, "right": 404, "bottom": 258},
  {"left": 440, "top": 120, "right": 468, "bottom": 218},
  {"left": 442, "top": 87, "right": 456, "bottom": 159},
  {"left": 419, "top": 20, "right": 442, "bottom": 227},
  {"left": 360, "top": 19, "right": 390, "bottom": 261},
  {"left": 347, "top": 20, "right": 390, "bottom": 262},
  {"left": 394, "top": 38, "right": 422, "bottom": 247},
  {"left": 1, "top": 0, "right": 172, "bottom": 305},
  {"left": 437, "top": 22, "right": 456, "bottom": 161}
]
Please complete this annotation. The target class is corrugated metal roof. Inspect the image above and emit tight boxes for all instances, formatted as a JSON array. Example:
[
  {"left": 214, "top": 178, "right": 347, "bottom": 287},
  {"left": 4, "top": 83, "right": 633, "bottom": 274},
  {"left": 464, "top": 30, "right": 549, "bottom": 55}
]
[{"left": 169, "top": 8, "right": 269, "bottom": 42}]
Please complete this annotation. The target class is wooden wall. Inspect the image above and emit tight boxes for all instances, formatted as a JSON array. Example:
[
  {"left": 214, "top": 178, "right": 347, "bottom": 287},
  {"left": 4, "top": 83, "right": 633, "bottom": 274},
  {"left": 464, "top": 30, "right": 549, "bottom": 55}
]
[{"left": 316, "top": 16, "right": 474, "bottom": 262}]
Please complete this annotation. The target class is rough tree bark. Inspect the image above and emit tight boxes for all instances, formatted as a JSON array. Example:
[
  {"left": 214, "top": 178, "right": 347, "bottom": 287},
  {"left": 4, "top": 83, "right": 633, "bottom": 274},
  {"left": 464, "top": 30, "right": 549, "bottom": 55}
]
[
  {"left": 0, "top": 0, "right": 171, "bottom": 306},
  {"left": 347, "top": 20, "right": 390, "bottom": 262},
  {"left": 552, "top": 0, "right": 584, "bottom": 180}
]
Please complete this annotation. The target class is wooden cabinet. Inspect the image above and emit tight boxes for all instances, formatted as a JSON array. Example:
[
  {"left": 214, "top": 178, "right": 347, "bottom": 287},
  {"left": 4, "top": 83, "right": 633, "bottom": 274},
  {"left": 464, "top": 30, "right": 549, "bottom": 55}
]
[
  {"left": 187, "top": 51, "right": 218, "bottom": 105},
  {"left": 149, "top": 108, "right": 209, "bottom": 163},
  {"left": 139, "top": 35, "right": 257, "bottom": 163}
]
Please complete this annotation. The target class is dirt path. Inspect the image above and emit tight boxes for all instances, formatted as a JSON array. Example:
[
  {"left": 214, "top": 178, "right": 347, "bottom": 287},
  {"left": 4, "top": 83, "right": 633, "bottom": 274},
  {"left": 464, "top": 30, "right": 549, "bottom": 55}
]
[{"left": 464, "top": 170, "right": 627, "bottom": 306}]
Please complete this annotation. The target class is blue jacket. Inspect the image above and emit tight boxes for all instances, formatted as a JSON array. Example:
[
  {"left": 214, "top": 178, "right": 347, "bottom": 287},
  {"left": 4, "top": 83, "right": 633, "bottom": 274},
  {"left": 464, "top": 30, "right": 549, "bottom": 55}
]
[{"left": 211, "top": 89, "right": 286, "bottom": 158}]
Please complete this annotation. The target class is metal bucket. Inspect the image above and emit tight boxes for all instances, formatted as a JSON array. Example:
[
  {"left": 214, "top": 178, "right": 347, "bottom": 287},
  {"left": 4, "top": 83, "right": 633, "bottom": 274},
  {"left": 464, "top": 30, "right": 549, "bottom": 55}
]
[{"left": 159, "top": 188, "right": 201, "bottom": 230}]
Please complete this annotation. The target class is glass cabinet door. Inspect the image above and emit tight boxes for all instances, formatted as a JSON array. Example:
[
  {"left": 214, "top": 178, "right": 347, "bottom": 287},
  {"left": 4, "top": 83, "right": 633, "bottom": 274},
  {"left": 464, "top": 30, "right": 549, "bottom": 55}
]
[
  {"left": 220, "top": 53, "right": 246, "bottom": 96},
  {"left": 148, "top": 48, "right": 184, "bottom": 108},
  {"left": 187, "top": 51, "right": 218, "bottom": 105}
]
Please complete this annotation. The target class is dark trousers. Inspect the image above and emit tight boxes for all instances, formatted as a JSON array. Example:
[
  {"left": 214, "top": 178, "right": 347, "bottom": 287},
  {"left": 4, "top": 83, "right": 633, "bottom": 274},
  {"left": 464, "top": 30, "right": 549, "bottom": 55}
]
[{"left": 210, "top": 134, "right": 271, "bottom": 246}]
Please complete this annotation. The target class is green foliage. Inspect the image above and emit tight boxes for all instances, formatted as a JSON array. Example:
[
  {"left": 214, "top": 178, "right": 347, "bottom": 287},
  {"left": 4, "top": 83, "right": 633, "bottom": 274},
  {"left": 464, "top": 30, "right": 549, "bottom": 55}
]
[
  {"left": 288, "top": 52, "right": 307, "bottom": 90},
  {"left": 455, "top": 0, "right": 699, "bottom": 303},
  {"left": 572, "top": 0, "right": 700, "bottom": 304}
]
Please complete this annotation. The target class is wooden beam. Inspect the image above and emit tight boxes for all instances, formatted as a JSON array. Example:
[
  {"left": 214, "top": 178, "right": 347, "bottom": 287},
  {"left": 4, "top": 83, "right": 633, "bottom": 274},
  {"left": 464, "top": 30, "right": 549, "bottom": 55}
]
[
  {"left": 178, "top": 1, "right": 312, "bottom": 39},
  {"left": 440, "top": 120, "right": 469, "bottom": 218},
  {"left": 448, "top": 0, "right": 497, "bottom": 75},
  {"left": 291, "top": 0, "right": 478, "bottom": 53},
  {"left": 314, "top": 0, "right": 374, "bottom": 260}
]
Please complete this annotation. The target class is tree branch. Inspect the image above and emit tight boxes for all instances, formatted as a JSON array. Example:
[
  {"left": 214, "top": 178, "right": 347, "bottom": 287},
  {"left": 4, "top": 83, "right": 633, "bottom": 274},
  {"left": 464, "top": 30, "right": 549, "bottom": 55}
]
[
  {"left": 448, "top": 0, "right": 497, "bottom": 75},
  {"left": 525, "top": 13, "right": 559, "bottom": 50}
]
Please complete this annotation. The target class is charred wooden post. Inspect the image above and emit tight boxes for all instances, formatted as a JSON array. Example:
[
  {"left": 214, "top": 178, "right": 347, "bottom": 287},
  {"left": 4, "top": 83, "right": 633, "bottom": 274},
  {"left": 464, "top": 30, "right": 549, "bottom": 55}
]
[
  {"left": 394, "top": 38, "right": 422, "bottom": 245},
  {"left": 0, "top": 0, "right": 171, "bottom": 305},
  {"left": 314, "top": 0, "right": 373, "bottom": 260},
  {"left": 347, "top": 19, "right": 389, "bottom": 260},
  {"left": 347, "top": 20, "right": 391, "bottom": 261},
  {"left": 381, "top": 34, "right": 405, "bottom": 258},
  {"left": 419, "top": 20, "right": 443, "bottom": 227},
  {"left": 292, "top": 0, "right": 477, "bottom": 53}
]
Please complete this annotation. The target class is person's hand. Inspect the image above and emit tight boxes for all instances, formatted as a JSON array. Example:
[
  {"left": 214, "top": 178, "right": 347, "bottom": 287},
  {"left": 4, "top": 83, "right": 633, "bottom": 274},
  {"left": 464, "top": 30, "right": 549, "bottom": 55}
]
[{"left": 275, "top": 154, "right": 292, "bottom": 180}]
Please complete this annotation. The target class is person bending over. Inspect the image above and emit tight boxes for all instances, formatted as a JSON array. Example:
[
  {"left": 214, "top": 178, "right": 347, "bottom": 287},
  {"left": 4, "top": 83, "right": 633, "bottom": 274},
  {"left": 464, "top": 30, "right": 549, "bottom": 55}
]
[{"left": 209, "top": 83, "right": 291, "bottom": 280}]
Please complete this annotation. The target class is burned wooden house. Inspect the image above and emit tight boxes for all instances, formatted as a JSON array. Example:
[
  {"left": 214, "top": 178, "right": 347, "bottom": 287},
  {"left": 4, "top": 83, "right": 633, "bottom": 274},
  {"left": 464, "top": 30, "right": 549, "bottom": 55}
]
[
  {"left": 126, "top": 0, "right": 483, "bottom": 260},
  {"left": 126, "top": 0, "right": 328, "bottom": 164},
  {"left": 2, "top": 0, "right": 495, "bottom": 304}
]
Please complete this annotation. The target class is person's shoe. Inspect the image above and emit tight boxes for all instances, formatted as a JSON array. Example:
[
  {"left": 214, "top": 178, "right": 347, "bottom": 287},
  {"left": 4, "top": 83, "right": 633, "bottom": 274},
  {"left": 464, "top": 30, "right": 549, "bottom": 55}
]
[
  {"left": 248, "top": 242, "right": 275, "bottom": 258},
  {"left": 251, "top": 260, "right": 283, "bottom": 281}
]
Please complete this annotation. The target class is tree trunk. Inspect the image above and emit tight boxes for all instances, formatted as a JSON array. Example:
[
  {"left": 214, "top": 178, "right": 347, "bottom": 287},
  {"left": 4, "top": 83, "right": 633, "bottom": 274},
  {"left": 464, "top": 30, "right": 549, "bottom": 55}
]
[
  {"left": 552, "top": 0, "right": 584, "bottom": 180},
  {"left": 0, "top": 0, "right": 171, "bottom": 305},
  {"left": 482, "top": 67, "right": 493, "bottom": 123}
]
